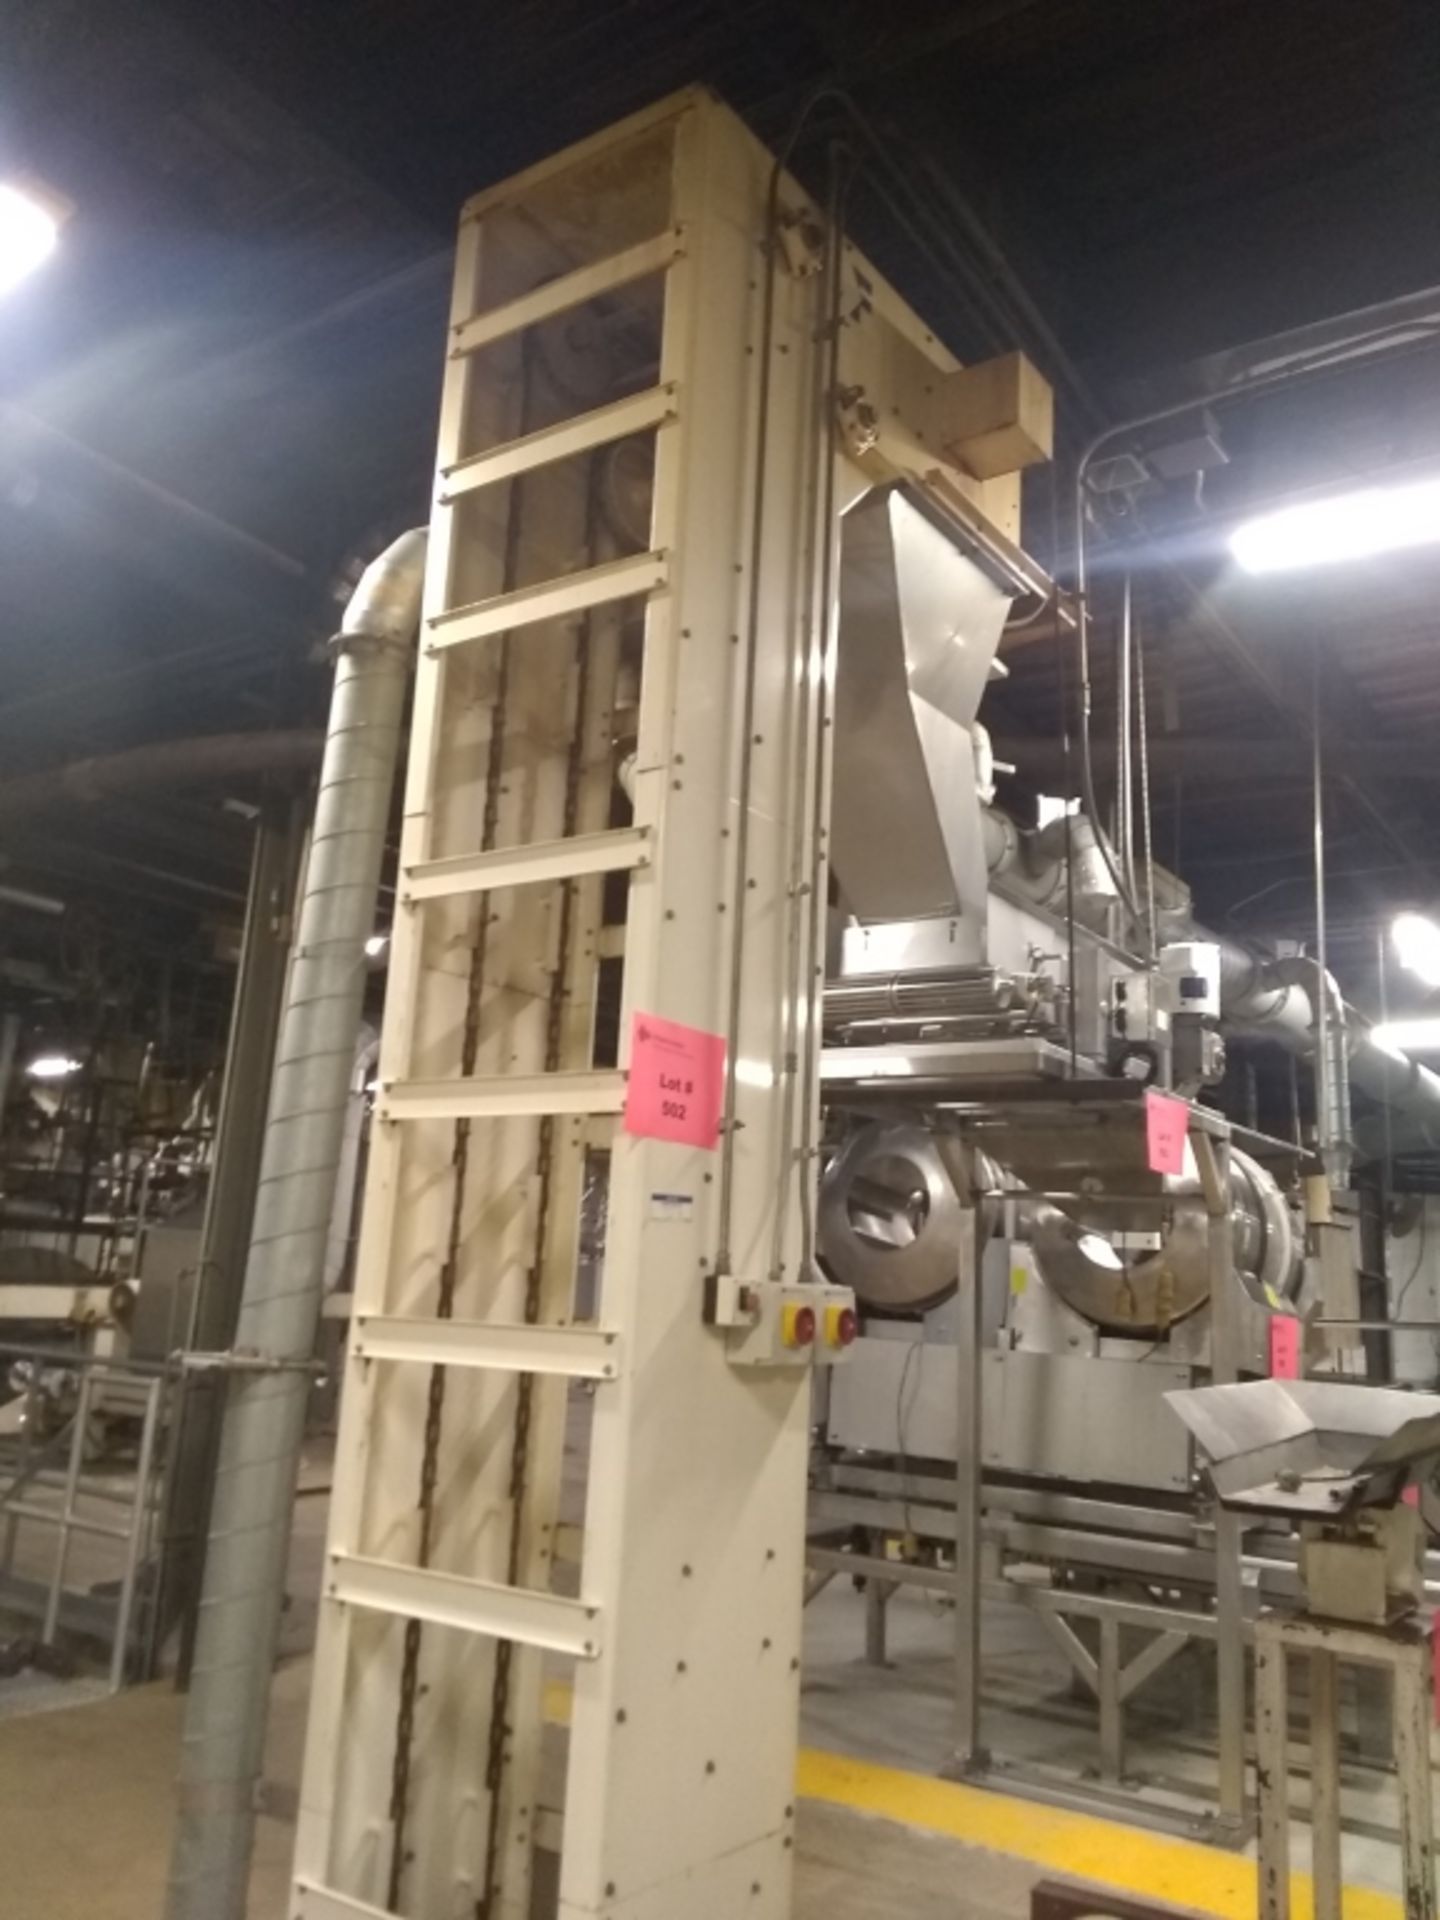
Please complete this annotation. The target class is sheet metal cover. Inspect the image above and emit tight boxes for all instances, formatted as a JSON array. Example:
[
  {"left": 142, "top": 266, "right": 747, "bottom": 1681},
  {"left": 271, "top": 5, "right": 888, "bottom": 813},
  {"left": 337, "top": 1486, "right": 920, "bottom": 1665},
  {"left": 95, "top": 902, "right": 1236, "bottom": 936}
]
[
  {"left": 1166, "top": 1379, "right": 1440, "bottom": 1514},
  {"left": 831, "top": 488, "right": 1010, "bottom": 924}
]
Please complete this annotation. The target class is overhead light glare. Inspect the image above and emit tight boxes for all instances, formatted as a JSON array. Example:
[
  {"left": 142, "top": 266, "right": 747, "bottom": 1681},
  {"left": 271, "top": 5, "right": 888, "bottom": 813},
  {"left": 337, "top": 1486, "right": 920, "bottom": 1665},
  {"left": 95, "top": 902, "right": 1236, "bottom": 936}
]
[
  {"left": 1392, "top": 911, "right": 1440, "bottom": 989},
  {"left": 1371, "top": 1018, "right": 1440, "bottom": 1056},
  {"left": 364, "top": 933, "right": 389, "bottom": 958},
  {"left": 0, "top": 181, "right": 62, "bottom": 297},
  {"left": 1230, "top": 475, "right": 1440, "bottom": 574},
  {"left": 27, "top": 1054, "right": 81, "bottom": 1080}
]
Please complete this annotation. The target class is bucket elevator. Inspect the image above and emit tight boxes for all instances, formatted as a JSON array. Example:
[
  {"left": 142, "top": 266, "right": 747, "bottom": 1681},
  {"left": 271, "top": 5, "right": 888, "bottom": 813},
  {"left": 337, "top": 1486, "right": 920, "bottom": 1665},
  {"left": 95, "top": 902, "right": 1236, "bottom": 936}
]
[{"left": 281, "top": 85, "right": 1435, "bottom": 1915}]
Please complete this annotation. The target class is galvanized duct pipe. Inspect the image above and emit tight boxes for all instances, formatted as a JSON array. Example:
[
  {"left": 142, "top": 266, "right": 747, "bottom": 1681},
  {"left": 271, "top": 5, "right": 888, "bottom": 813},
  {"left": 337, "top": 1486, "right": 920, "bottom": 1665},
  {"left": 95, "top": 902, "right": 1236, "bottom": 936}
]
[
  {"left": 0, "top": 729, "right": 324, "bottom": 822},
  {"left": 1214, "top": 942, "right": 1440, "bottom": 1162},
  {"left": 980, "top": 801, "right": 1440, "bottom": 1164},
  {"left": 1218, "top": 947, "right": 1353, "bottom": 1181},
  {"left": 981, "top": 805, "right": 1117, "bottom": 927},
  {"left": 165, "top": 528, "right": 427, "bottom": 1920}
]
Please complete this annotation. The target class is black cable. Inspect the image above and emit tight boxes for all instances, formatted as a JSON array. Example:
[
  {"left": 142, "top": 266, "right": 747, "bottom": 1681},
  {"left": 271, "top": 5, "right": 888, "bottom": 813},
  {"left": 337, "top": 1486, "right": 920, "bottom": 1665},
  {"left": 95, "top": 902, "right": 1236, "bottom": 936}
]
[
  {"left": 1393, "top": 1209, "right": 1428, "bottom": 1320},
  {"left": 895, "top": 1334, "right": 924, "bottom": 1539},
  {"left": 1043, "top": 459, "right": 1079, "bottom": 1076}
]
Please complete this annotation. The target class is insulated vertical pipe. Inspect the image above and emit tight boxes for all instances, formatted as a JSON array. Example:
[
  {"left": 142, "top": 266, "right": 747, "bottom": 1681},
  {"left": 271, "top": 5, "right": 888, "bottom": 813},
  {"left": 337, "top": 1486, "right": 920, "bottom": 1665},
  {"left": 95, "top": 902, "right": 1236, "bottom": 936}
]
[{"left": 165, "top": 529, "right": 426, "bottom": 1920}]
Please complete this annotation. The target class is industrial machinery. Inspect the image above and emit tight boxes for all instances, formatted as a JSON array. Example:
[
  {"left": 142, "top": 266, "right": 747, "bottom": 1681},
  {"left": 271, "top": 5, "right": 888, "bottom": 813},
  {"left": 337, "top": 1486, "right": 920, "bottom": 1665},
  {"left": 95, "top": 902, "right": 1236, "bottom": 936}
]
[
  {"left": 802, "top": 433, "right": 1340, "bottom": 1833},
  {"left": 1172, "top": 1381, "right": 1440, "bottom": 1917},
  {"left": 163, "top": 83, "right": 1440, "bottom": 1919}
]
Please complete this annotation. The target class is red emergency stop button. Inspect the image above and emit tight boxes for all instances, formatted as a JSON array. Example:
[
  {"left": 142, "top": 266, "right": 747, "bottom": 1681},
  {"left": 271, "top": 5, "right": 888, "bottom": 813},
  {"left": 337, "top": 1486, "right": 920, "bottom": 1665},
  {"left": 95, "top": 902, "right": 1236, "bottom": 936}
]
[
  {"left": 781, "top": 1302, "right": 817, "bottom": 1348},
  {"left": 825, "top": 1304, "right": 858, "bottom": 1348}
]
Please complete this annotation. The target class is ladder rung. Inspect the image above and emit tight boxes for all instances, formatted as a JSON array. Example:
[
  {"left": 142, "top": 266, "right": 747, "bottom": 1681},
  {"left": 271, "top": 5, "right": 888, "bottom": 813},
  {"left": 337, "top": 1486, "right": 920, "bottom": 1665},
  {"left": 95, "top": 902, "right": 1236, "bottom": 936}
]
[
  {"left": 428, "top": 550, "right": 668, "bottom": 652},
  {"left": 441, "top": 384, "right": 677, "bottom": 501},
  {"left": 294, "top": 1883, "right": 392, "bottom": 1920},
  {"left": 327, "top": 1552, "right": 602, "bottom": 1658},
  {"left": 378, "top": 1069, "right": 626, "bottom": 1123},
  {"left": 403, "top": 826, "right": 651, "bottom": 903},
  {"left": 353, "top": 1316, "right": 620, "bottom": 1379},
  {"left": 450, "top": 229, "right": 683, "bottom": 358}
]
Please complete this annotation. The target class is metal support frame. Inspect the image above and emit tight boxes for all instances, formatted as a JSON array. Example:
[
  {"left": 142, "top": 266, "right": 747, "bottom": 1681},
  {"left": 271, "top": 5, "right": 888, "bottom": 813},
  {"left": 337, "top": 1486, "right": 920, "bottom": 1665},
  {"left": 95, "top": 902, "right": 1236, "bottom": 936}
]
[
  {"left": 1194, "top": 1125, "right": 1250, "bottom": 1843},
  {"left": 162, "top": 794, "right": 304, "bottom": 1670},
  {"left": 952, "top": 1189, "right": 987, "bottom": 1773},
  {"left": 847, "top": 1098, "right": 1258, "bottom": 1844},
  {"left": 0, "top": 1354, "right": 167, "bottom": 1690},
  {"left": 1255, "top": 1609, "right": 1437, "bottom": 1920}
]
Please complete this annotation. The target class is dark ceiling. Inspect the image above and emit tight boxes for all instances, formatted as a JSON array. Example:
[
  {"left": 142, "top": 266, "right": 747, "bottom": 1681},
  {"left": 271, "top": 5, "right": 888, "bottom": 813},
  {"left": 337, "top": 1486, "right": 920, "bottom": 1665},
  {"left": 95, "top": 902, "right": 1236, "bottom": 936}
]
[{"left": 3, "top": 0, "right": 1440, "bottom": 1037}]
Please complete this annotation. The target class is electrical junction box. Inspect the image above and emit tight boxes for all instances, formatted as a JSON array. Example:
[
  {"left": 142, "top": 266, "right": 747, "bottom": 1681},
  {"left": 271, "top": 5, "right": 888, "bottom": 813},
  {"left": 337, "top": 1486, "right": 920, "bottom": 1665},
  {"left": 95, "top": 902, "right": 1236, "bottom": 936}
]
[
  {"left": 706, "top": 1273, "right": 857, "bottom": 1371},
  {"left": 1160, "top": 940, "right": 1222, "bottom": 1019},
  {"left": 936, "top": 350, "right": 1054, "bottom": 480}
]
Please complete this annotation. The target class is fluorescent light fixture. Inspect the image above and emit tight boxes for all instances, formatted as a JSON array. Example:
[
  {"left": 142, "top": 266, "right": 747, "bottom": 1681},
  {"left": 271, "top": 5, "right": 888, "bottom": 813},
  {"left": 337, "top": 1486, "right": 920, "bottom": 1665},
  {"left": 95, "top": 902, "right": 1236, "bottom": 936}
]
[
  {"left": 364, "top": 933, "right": 389, "bottom": 958},
  {"left": 733, "top": 1056, "right": 775, "bottom": 1089},
  {"left": 1392, "top": 911, "right": 1440, "bottom": 989},
  {"left": 1231, "top": 475, "right": 1440, "bottom": 574},
  {"left": 1371, "top": 1018, "right": 1440, "bottom": 1055},
  {"left": 0, "top": 180, "right": 62, "bottom": 297},
  {"left": 27, "top": 1054, "right": 81, "bottom": 1080}
]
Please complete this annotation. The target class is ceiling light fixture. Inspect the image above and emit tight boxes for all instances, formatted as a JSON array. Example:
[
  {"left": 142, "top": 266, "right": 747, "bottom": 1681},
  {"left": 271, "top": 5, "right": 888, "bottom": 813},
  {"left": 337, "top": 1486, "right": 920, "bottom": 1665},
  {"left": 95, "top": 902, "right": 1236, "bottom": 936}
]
[
  {"left": 0, "top": 179, "right": 64, "bottom": 297},
  {"left": 1391, "top": 911, "right": 1440, "bottom": 990},
  {"left": 27, "top": 1054, "right": 81, "bottom": 1080},
  {"left": 1230, "top": 474, "right": 1440, "bottom": 575},
  {"left": 1371, "top": 1018, "right": 1440, "bottom": 1056}
]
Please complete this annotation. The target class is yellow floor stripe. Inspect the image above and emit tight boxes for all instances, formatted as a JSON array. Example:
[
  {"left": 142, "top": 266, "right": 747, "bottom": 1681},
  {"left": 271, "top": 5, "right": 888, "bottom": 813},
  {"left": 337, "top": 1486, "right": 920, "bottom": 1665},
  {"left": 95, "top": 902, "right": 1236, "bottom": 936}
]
[
  {"left": 797, "top": 1747, "right": 1402, "bottom": 1920},
  {"left": 543, "top": 1683, "right": 1400, "bottom": 1918}
]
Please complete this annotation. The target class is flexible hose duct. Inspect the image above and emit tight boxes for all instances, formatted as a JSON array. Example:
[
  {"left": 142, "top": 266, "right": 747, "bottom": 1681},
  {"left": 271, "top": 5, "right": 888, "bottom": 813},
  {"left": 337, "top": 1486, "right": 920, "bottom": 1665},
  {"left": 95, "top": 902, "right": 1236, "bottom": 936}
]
[
  {"left": 166, "top": 529, "right": 428, "bottom": 1920},
  {"left": 824, "top": 965, "right": 1018, "bottom": 1030}
]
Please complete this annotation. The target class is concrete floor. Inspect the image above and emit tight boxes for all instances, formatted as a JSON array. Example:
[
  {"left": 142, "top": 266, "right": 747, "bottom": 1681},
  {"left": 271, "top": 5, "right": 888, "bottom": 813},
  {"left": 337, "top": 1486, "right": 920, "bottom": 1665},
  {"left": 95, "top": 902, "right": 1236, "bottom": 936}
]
[
  {"left": 0, "top": 1438, "right": 1429, "bottom": 1918},
  {"left": 0, "top": 1662, "right": 1043, "bottom": 1920}
]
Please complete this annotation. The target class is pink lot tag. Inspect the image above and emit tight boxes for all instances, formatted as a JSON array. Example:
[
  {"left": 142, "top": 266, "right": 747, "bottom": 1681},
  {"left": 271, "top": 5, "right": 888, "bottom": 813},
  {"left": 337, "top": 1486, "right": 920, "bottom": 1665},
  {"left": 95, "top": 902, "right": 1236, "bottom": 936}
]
[
  {"left": 1268, "top": 1314, "right": 1301, "bottom": 1380},
  {"left": 1144, "top": 1090, "right": 1188, "bottom": 1175},
  {"left": 624, "top": 1012, "right": 726, "bottom": 1150}
]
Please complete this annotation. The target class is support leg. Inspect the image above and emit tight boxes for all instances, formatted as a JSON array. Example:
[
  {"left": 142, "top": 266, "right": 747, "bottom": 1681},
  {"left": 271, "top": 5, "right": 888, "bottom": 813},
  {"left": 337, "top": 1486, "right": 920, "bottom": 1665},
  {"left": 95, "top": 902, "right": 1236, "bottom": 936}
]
[
  {"left": 864, "top": 1578, "right": 892, "bottom": 1668},
  {"left": 1393, "top": 1639, "right": 1438, "bottom": 1920},
  {"left": 1254, "top": 1623, "right": 1290, "bottom": 1920},
  {"left": 952, "top": 1201, "right": 984, "bottom": 1773},
  {"left": 1308, "top": 1650, "right": 1342, "bottom": 1920},
  {"left": 1213, "top": 1509, "right": 1248, "bottom": 1834},
  {"left": 1197, "top": 1127, "right": 1248, "bottom": 1839},
  {"left": 1098, "top": 1616, "right": 1123, "bottom": 1784}
]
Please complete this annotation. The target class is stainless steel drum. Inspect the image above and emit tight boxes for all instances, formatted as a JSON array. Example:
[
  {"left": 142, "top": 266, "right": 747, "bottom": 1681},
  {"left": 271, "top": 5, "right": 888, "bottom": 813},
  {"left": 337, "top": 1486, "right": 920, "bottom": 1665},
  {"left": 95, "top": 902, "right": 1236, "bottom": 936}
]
[
  {"left": 817, "top": 1122, "right": 971, "bottom": 1313},
  {"left": 819, "top": 1118, "right": 1301, "bottom": 1331}
]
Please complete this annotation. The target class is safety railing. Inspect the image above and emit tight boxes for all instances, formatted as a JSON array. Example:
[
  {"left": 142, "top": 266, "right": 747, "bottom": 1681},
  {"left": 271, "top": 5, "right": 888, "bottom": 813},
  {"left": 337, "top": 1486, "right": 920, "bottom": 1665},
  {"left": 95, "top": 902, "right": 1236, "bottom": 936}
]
[{"left": 0, "top": 1344, "right": 171, "bottom": 1692}]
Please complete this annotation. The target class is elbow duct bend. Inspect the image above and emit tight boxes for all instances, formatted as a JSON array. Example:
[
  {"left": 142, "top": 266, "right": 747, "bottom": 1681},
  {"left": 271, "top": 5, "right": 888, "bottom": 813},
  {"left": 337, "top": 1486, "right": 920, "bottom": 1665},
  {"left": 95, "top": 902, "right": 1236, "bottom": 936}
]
[
  {"left": 1218, "top": 948, "right": 1352, "bottom": 1182},
  {"left": 338, "top": 526, "right": 430, "bottom": 649}
]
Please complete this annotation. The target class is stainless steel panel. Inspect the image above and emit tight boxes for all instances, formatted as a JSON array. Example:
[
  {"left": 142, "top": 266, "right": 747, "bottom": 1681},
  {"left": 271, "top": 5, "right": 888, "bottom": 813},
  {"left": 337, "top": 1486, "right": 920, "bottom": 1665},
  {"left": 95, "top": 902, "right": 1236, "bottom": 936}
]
[
  {"left": 831, "top": 489, "right": 1010, "bottom": 926},
  {"left": 982, "top": 1349, "right": 1194, "bottom": 1492},
  {"left": 828, "top": 1329, "right": 960, "bottom": 1459},
  {"left": 821, "top": 1036, "right": 1093, "bottom": 1088},
  {"left": 130, "top": 1223, "right": 205, "bottom": 1361},
  {"left": 828, "top": 1336, "right": 1194, "bottom": 1494},
  {"left": 840, "top": 917, "right": 983, "bottom": 978}
]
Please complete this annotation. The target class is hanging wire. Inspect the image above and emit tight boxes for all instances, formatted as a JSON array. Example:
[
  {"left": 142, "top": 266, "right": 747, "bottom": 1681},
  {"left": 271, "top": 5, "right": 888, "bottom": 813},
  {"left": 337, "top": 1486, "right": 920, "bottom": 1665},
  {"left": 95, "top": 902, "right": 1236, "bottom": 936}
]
[{"left": 1134, "top": 589, "right": 1158, "bottom": 961}]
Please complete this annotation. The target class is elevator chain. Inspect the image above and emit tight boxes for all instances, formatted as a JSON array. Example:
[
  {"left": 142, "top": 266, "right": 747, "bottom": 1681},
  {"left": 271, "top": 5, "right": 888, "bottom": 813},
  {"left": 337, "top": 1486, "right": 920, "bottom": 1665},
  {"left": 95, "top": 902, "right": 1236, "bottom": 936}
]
[
  {"left": 475, "top": 610, "right": 593, "bottom": 1919},
  {"left": 385, "top": 628, "right": 513, "bottom": 1909}
]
